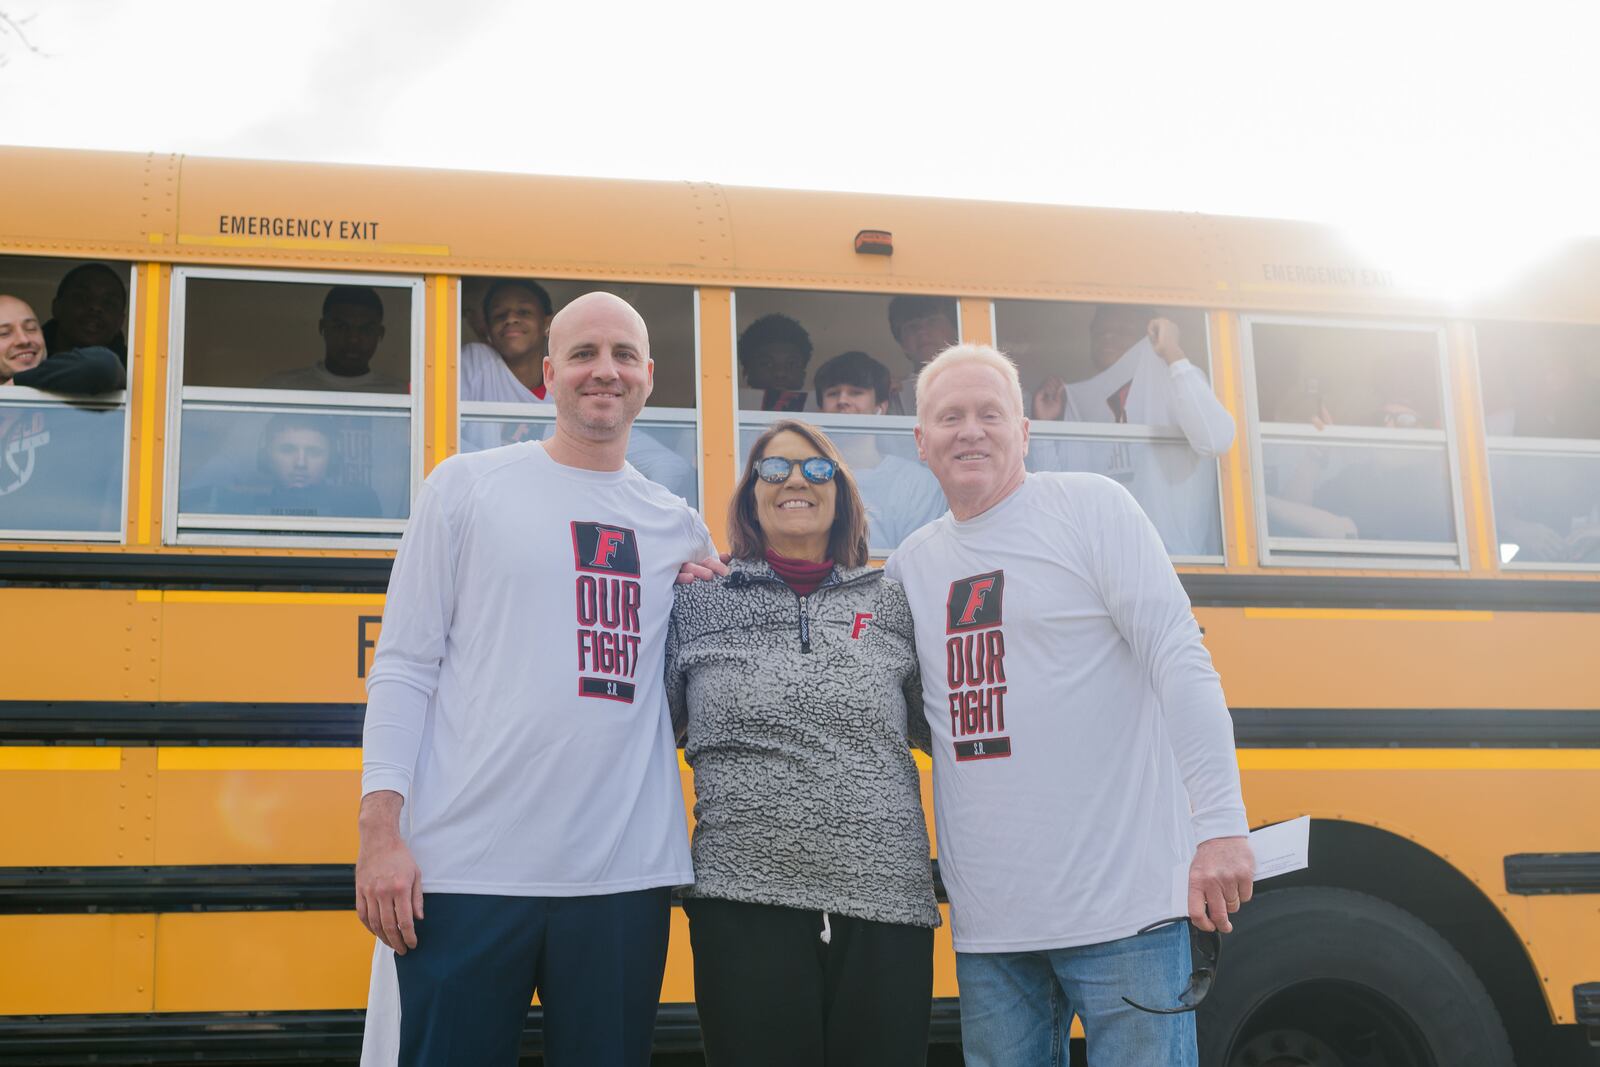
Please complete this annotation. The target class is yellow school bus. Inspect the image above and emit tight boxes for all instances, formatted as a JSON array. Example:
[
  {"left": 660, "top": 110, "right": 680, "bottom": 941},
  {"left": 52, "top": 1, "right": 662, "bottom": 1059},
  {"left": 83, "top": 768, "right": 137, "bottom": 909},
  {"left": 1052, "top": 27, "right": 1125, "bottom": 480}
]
[{"left": 1, "top": 146, "right": 1597, "bottom": 1066}]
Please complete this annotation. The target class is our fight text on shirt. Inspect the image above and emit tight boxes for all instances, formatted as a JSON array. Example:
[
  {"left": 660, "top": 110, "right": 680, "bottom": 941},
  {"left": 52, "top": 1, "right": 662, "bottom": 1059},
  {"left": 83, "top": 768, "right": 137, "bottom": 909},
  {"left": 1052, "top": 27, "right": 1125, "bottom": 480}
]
[
  {"left": 945, "top": 569, "right": 1010, "bottom": 761},
  {"left": 572, "top": 521, "right": 643, "bottom": 703}
]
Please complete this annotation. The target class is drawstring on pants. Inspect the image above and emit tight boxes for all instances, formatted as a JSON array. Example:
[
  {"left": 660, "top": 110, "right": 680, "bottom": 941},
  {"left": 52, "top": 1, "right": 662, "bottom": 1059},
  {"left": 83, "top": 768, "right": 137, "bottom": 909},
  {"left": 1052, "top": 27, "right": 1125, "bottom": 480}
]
[{"left": 820, "top": 911, "right": 832, "bottom": 945}]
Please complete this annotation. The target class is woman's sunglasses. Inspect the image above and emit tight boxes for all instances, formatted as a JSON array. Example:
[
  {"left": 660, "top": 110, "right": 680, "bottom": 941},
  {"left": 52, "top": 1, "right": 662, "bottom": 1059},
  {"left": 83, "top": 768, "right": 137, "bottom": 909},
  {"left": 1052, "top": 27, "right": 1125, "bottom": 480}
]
[{"left": 756, "top": 455, "right": 837, "bottom": 485}]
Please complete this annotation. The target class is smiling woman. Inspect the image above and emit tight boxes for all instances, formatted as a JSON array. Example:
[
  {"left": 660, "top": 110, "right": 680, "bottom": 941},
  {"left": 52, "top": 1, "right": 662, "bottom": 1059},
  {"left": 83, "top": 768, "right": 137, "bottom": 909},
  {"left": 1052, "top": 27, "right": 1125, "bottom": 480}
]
[
  {"left": 667, "top": 417, "right": 937, "bottom": 1066},
  {"left": 728, "top": 419, "right": 869, "bottom": 569}
]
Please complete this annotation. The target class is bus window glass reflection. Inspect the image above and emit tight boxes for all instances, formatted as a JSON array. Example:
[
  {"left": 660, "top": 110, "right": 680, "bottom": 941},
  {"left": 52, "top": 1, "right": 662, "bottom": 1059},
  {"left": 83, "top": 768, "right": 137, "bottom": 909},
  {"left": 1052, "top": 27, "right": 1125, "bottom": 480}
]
[
  {"left": 996, "top": 300, "right": 1227, "bottom": 559},
  {"left": 178, "top": 409, "right": 407, "bottom": 520},
  {"left": 1477, "top": 322, "right": 1600, "bottom": 566}
]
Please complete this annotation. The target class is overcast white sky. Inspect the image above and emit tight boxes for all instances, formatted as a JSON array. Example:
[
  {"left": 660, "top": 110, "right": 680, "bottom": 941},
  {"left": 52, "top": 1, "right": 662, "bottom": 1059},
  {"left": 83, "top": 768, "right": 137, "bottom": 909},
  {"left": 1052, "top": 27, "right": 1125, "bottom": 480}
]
[{"left": 2, "top": 0, "right": 1596, "bottom": 292}]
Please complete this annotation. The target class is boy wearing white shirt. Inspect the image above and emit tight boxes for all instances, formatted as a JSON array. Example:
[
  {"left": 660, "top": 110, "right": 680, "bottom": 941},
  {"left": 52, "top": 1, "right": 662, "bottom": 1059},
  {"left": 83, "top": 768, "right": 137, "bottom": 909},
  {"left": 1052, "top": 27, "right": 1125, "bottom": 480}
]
[
  {"left": 1030, "top": 306, "right": 1234, "bottom": 556},
  {"left": 885, "top": 343, "right": 1253, "bottom": 1067},
  {"left": 357, "top": 292, "right": 716, "bottom": 1066}
]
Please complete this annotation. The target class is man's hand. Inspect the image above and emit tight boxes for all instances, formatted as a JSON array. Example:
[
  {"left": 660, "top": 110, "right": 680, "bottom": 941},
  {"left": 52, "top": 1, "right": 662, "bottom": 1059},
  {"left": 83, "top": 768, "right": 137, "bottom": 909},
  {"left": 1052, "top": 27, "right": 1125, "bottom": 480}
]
[
  {"left": 1188, "top": 835, "right": 1254, "bottom": 933},
  {"left": 676, "top": 553, "right": 731, "bottom": 584},
  {"left": 1032, "top": 376, "right": 1067, "bottom": 421},
  {"left": 356, "top": 791, "right": 424, "bottom": 954},
  {"left": 1149, "top": 318, "right": 1185, "bottom": 365}
]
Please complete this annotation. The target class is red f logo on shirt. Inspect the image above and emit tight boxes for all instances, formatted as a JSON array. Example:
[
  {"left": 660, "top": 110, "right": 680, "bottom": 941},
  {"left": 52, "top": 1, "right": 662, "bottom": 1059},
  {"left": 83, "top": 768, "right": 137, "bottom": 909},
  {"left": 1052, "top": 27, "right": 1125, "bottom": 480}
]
[
  {"left": 851, "top": 612, "right": 874, "bottom": 639},
  {"left": 571, "top": 522, "right": 641, "bottom": 576},
  {"left": 957, "top": 580, "right": 995, "bottom": 626},
  {"left": 591, "top": 529, "right": 627, "bottom": 569},
  {"left": 946, "top": 570, "right": 1005, "bottom": 633}
]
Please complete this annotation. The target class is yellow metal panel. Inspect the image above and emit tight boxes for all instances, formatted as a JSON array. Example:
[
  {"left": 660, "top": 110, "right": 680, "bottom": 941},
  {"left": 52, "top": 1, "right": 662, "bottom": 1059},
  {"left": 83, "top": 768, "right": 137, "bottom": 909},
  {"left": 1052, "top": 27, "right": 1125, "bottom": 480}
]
[
  {"left": 0, "top": 747, "right": 121, "bottom": 770},
  {"left": 0, "top": 589, "right": 159, "bottom": 701},
  {"left": 1200, "top": 607, "right": 1600, "bottom": 710},
  {"left": 154, "top": 767, "right": 359, "bottom": 865},
  {"left": 1240, "top": 749, "right": 1600, "bottom": 771},
  {"left": 660, "top": 906, "right": 695, "bottom": 1002},
  {"left": 5, "top": 148, "right": 1600, "bottom": 323},
  {"left": 1447, "top": 321, "right": 1498, "bottom": 573},
  {"left": 133, "top": 263, "right": 167, "bottom": 544},
  {"left": 1242, "top": 607, "right": 1494, "bottom": 622},
  {"left": 0, "top": 914, "right": 154, "bottom": 1014},
  {"left": 155, "top": 912, "right": 371, "bottom": 1011},
  {"left": 426, "top": 274, "right": 458, "bottom": 473},
  {"left": 958, "top": 298, "right": 993, "bottom": 345},
  {"left": 159, "top": 748, "right": 362, "bottom": 772},
  {"left": 1209, "top": 311, "right": 1257, "bottom": 569},
  {"left": 157, "top": 598, "right": 374, "bottom": 702},
  {"left": 0, "top": 747, "right": 156, "bottom": 866},
  {"left": 698, "top": 287, "right": 736, "bottom": 551}
]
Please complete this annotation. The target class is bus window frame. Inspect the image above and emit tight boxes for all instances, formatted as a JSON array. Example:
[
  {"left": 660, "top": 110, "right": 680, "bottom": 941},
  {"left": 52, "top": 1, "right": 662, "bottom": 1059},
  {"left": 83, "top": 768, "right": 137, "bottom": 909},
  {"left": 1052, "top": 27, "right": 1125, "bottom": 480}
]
[
  {"left": 0, "top": 261, "right": 137, "bottom": 545},
  {"left": 456, "top": 280, "right": 707, "bottom": 514},
  {"left": 988, "top": 299, "right": 1228, "bottom": 567},
  {"left": 164, "top": 266, "right": 426, "bottom": 549},
  {"left": 1482, "top": 432, "right": 1600, "bottom": 573},
  {"left": 1240, "top": 313, "right": 1470, "bottom": 570}
]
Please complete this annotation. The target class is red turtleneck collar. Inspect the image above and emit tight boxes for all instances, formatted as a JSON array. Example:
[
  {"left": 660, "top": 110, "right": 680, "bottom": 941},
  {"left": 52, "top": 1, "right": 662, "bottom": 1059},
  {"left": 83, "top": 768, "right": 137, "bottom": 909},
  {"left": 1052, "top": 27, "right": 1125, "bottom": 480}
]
[{"left": 764, "top": 549, "right": 833, "bottom": 597}]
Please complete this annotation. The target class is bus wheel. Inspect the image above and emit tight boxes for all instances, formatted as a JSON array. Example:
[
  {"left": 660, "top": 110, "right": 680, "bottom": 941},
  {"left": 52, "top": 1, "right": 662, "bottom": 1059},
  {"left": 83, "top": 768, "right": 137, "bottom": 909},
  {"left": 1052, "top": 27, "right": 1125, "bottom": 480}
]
[{"left": 1196, "top": 887, "right": 1514, "bottom": 1067}]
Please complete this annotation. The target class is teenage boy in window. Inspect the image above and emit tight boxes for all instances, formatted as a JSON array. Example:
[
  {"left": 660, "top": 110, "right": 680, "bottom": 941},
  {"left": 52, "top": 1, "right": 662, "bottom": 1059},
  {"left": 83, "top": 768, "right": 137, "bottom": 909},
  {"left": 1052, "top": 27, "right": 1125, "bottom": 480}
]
[
  {"left": 737, "top": 313, "right": 812, "bottom": 412},
  {"left": 814, "top": 350, "right": 945, "bottom": 550},
  {"left": 1030, "top": 305, "right": 1234, "bottom": 556},
  {"left": 263, "top": 286, "right": 405, "bottom": 393},
  {"left": 884, "top": 296, "right": 958, "bottom": 415}
]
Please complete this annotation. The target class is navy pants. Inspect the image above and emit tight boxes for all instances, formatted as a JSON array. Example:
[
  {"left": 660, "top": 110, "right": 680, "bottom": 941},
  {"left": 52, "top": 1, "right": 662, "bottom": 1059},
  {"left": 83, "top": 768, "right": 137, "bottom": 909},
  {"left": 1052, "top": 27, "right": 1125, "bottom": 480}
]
[{"left": 394, "top": 888, "right": 672, "bottom": 1067}]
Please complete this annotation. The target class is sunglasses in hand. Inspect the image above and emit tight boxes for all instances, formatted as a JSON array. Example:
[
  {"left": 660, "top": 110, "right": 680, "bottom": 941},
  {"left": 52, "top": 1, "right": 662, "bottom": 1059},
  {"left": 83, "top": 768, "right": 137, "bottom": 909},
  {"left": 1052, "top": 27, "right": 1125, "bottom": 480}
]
[{"left": 1120, "top": 917, "right": 1220, "bottom": 1015}]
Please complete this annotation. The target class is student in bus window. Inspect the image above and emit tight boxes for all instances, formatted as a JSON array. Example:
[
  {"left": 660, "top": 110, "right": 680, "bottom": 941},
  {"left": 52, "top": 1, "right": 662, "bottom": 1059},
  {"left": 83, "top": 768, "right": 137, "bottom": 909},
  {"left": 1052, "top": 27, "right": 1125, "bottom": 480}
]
[
  {"left": 43, "top": 263, "right": 128, "bottom": 363},
  {"left": 884, "top": 295, "right": 958, "bottom": 415},
  {"left": 738, "top": 313, "right": 812, "bottom": 412},
  {"left": 814, "top": 350, "right": 946, "bottom": 551},
  {"left": 213, "top": 413, "right": 382, "bottom": 518},
  {"left": 1031, "top": 305, "right": 1234, "bottom": 556},
  {"left": 1, "top": 294, "right": 125, "bottom": 394},
  {"left": 460, "top": 278, "right": 554, "bottom": 403},
  {"left": 261, "top": 286, "right": 405, "bottom": 393},
  {"left": 459, "top": 280, "right": 695, "bottom": 500}
]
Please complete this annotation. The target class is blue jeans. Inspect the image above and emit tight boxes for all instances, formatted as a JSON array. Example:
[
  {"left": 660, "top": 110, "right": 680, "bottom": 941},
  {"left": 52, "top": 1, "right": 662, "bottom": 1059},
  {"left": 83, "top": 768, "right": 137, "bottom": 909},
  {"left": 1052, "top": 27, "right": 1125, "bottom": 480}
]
[{"left": 956, "top": 922, "right": 1197, "bottom": 1067}]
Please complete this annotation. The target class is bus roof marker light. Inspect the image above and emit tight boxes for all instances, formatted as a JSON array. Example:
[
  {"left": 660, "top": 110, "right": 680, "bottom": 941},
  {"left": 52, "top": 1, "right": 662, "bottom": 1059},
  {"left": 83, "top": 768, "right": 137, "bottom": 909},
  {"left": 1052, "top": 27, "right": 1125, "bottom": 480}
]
[{"left": 854, "top": 230, "right": 893, "bottom": 256}]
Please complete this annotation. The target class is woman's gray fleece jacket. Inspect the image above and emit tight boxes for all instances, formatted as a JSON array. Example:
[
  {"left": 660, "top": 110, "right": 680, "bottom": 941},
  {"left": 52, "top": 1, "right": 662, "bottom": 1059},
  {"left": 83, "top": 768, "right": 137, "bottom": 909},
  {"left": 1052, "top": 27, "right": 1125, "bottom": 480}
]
[{"left": 667, "top": 558, "right": 940, "bottom": 928}]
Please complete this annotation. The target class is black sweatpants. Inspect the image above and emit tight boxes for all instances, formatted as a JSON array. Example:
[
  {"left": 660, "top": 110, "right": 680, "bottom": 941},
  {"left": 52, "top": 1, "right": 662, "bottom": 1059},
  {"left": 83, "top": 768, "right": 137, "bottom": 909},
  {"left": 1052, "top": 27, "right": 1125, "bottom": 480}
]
[
  {"left": 684, "top": 896, "right": 934, "bottom": 1067},
  {"left": 394, "top": 888, "right": 671, "bottom": 1067}
]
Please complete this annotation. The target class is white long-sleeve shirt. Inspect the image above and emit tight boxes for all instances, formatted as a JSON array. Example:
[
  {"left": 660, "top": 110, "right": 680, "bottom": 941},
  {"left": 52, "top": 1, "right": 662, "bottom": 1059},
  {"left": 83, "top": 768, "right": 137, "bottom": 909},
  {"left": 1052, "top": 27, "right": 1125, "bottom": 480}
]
[
  {"left": 1033, "top": 337, "right": 1234, "bottom": 556},
  {"left": 362, "top": 439, "right": 714, "bottom": 896},
  {"left": 885, "top": 472, "right": 1247, "bottom": 952}
]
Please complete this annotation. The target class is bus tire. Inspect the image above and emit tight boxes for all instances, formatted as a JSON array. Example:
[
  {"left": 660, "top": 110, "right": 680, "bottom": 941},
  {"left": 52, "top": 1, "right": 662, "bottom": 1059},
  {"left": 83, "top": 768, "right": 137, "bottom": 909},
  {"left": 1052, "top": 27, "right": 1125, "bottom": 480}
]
[{"left": 1196, "top": 886, "right": 1515, "bottom": 1067}]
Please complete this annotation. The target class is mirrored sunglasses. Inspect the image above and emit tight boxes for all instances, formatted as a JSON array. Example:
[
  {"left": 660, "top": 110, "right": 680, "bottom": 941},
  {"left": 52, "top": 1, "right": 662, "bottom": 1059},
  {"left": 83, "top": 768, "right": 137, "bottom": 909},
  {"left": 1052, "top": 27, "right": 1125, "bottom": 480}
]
[{"left": 756, "top": 455, "right": 837, "bottom": 485}]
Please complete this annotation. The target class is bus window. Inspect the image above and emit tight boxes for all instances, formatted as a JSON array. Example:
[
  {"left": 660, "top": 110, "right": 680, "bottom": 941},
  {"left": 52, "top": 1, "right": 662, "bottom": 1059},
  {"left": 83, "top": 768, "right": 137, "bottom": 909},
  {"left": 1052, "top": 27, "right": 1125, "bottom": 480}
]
[
  {"left": 995, "top": 300, "right": 1225, "bottom": 561},
  {"left": 1245, "top": 318, "right": 1463, "bottom": 565},
  {"left": 1477, "top": 322, "right": 1600, "bottom": 567},
  {"left": 458, "top": 278, "right": 700, "bottom": 508},
  {"left": 0, "top": 256, "right": 131, "bottom": 541},
  {"left": 170, "top": 268, "right": 421, "bottom": 544},
  {"left": 733, "top": 289, "right": 956, "bottom": 556}
]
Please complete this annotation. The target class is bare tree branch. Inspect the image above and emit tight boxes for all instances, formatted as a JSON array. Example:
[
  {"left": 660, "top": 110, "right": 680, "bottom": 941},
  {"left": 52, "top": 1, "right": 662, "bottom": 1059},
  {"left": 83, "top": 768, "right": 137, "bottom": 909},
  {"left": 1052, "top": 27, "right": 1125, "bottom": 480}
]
[{"left": 0, "top": 10, "right": 49, "bottom": 67}]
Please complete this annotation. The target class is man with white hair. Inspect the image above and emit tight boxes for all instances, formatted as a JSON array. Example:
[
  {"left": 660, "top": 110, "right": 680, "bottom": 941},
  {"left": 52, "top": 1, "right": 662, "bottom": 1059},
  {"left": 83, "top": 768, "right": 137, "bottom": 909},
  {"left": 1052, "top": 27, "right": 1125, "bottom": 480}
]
[
  {"left": 356, "top": 292, "right": 717, "bottom": 1066},
  {"left": 883, "top": 343, "right": 1253, "bottom": 1066}
]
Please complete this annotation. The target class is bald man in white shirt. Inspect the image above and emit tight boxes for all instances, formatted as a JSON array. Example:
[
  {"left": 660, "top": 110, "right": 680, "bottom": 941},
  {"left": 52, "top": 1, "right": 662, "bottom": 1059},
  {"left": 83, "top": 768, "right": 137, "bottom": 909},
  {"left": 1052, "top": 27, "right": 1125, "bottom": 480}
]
[{"left": 357, "top": 292, "right": 717, "bottom": 1067}]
